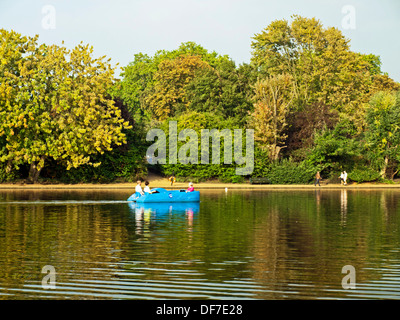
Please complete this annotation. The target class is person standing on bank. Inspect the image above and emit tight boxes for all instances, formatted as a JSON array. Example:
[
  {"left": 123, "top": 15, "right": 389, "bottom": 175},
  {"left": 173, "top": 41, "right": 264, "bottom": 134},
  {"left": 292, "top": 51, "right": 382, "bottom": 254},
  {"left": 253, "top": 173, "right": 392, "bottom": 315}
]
[
  {"left": 168, "top": 171, "right": 176, "bottom": 186},
  {"left": 343, "top": 171, "right": 348, "bottom": 185},
  {"left": 314, "top": 171, "right": 321, "bottom": 186}
]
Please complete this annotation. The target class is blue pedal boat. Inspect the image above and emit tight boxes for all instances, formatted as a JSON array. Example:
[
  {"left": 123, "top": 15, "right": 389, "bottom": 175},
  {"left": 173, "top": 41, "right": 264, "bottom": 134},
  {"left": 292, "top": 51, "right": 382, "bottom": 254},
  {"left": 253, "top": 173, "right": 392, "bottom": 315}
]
[{"left": 127, "top": 188, "right": 200, "bottom": 203}]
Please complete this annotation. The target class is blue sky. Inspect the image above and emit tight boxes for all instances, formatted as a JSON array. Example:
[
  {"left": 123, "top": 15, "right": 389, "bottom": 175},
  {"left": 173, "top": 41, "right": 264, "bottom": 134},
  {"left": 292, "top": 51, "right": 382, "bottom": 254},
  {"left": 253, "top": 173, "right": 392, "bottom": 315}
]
[{"left": 1, "top": 0, "right": 399, "bottom": 81}]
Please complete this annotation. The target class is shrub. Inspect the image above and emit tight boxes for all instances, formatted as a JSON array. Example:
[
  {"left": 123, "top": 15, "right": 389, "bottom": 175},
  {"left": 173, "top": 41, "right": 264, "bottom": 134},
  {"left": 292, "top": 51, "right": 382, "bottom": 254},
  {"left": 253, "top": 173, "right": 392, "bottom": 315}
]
[
  {"left": 264, "top": 159, "right": 317, "bottom": 184},
  {"left": 163, "top": 164, "right": 246, "bottom": 183},
  {"left": 0, "top": 163, "right": 18, "bottom": 182},
  {"left": 40, "top": 130, "right": 148, "bottom": 183},
  {"left": 348, "top": 166, "right": 381, "bottom": 182}
]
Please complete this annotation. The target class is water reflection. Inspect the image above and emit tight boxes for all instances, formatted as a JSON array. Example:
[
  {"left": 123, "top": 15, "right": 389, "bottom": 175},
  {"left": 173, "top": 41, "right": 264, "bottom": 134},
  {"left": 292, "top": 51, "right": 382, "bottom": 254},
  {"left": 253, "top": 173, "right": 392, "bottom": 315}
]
[
  {"left": 315, "top": 189, "right": 321, "bottom": 215},
  {"left": 128, "top": 202, "right": 200, "bottom": 237},
  {"left": 128, "top": 202, "right": 200, "bottom": 216},
  {"left": 341, "top": 189, "right": 348, "bottom": 226},
  {"left": 0, "top": 190, "right": 400, "bottom": 300}
]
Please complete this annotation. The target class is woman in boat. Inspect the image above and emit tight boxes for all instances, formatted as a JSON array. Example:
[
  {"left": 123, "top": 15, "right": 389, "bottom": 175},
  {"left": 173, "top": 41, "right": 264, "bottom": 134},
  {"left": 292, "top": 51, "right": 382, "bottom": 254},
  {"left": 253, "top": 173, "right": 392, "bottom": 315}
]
[{"left": 186, "top": 182, "right": 194, "bottom": 192}]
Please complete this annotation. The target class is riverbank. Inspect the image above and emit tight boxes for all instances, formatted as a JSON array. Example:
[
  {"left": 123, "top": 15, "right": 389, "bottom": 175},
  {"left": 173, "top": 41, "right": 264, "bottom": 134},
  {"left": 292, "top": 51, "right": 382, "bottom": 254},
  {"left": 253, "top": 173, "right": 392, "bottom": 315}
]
[{"left": 0, "top": 178, "right": 399, "bottom": 190}]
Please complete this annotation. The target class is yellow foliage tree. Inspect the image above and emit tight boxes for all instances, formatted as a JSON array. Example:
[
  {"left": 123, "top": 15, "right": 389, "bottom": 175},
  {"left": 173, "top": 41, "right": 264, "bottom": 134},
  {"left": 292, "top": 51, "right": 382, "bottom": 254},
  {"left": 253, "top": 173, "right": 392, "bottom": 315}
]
[
  {"left": 249, "top": 74, "right": 294, "bottom": 161},
  {"left": 144, "top": 55, "right": 211, "bottom": 121},
  {"left": 0, "top": 29, "right": 131, "bottom": 182}
]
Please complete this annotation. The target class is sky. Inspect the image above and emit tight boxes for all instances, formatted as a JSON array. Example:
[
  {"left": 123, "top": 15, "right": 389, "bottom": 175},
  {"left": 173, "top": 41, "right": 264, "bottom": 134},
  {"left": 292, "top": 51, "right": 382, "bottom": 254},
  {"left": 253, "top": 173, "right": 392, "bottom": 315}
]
[{"left": 0, "top": 0, "right": 399, "bottom": 81}]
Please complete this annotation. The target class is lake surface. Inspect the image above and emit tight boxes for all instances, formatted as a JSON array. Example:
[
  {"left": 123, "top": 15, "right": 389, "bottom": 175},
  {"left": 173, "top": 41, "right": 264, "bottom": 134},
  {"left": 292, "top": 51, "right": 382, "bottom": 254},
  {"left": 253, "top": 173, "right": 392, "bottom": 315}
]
[{"left": 0, "top": 188, "right": 400, "bottom": 300}]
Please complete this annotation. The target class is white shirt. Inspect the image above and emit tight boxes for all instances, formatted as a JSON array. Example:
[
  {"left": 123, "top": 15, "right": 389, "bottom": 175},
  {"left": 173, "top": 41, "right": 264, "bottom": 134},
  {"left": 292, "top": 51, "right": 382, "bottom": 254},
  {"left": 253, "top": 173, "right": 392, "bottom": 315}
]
[
  {"left": 343, "top": 172, "right": 347, "bottom": 180},
  {"left": 144, "top": 186, "right": 151, "bottom": 193},
  {"left": 135, "top": 184, "right": 143, "bottom": 194}
]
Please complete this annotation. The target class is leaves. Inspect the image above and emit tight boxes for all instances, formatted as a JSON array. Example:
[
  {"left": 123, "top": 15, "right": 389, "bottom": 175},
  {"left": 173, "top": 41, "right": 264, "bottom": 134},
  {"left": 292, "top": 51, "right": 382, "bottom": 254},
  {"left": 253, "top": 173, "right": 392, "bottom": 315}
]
[
  {"left": 248, "top": 74, "right": 294, "bottom": 160},
  {"left": 251, "top": 15, "right": 373, "bottom": 124},
  {"left": 364, "top": 91, "right": 400, "bottom": 177},
  {"left": 0, "top": 29, "right": 130, "bottom": 181},
  {"left": 143, "top": 55, "right": 211, "bottom": 120}
]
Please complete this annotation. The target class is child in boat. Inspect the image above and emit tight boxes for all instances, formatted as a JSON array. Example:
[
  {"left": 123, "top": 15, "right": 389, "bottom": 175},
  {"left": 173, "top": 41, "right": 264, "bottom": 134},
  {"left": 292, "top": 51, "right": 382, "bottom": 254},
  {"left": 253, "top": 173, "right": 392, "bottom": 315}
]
[
  {"left": 143, "top": 181, "right": 153, "bottom": 194},
  {"left": 135, "top": 180, "right": 144, "bottom": 195},
  {"left": 186, "top": 182, "right": 194, "bottom": 192}
]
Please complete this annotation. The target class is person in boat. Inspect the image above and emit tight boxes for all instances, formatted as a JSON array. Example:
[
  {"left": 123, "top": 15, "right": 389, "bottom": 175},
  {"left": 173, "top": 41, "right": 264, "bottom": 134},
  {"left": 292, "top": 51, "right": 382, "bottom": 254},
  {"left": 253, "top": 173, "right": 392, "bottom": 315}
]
[
  {"left": 186, "top": 182, "right": 194, "bottom": 192},
  {"left": 135, "top": 180, "right": 144, "bottom": 196},
  {"left": 143, "top": 180, "right": 154, "bottom": 194}
]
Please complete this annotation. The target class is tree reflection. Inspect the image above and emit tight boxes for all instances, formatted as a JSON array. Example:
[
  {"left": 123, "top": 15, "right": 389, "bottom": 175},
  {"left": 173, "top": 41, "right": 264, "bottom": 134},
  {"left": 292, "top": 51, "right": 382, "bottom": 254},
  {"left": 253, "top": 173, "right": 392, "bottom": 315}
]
[{"left": 0, "top": 190, "right": 400, "bottom": 299}]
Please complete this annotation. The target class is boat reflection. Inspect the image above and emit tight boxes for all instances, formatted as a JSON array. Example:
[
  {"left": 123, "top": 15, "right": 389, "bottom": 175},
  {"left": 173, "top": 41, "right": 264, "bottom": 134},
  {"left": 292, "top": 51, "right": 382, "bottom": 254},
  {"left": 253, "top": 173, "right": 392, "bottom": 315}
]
[
  {"left": 128, "top": 201, "right": 200, "bottom": 216},
  {"left": 128, "top": 202, "right": 200, "bottom": 236}
]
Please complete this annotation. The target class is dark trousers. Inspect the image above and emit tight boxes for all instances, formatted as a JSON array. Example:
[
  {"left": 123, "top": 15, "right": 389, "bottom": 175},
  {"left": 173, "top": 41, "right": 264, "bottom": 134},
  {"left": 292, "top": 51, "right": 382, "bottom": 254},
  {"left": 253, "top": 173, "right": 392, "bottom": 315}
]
[{"left": 314, "top": 179, "right": 320, "bottom": 186}]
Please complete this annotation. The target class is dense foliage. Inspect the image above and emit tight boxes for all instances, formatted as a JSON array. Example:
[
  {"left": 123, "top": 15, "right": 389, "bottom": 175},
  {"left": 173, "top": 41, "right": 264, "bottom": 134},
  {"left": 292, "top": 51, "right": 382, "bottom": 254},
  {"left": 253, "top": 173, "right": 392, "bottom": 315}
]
[{"left": 1, "top": 15, "right": 400, "bottom": 184}]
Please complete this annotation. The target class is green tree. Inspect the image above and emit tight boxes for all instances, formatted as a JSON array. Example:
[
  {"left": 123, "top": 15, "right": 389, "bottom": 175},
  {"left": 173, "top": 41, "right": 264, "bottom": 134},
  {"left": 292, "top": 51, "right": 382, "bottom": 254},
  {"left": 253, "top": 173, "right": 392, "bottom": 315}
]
[
  {"left": 112, "top": 52, "right": 155, "bottom": 123},
  {"left": 115, "top": 42, "right": 231, "bottom": 121},
  {"left": 251, "top": 15, "right": 373, "bottom": 126},
  {"left": 364, "top": 91, "right": 400, "bottom": 179},
  {"left": 306, "top": 120, "right": 362, "bottom": 173},
  {"left": 185, "top": 60, "right": 256, "bottom": 125}
]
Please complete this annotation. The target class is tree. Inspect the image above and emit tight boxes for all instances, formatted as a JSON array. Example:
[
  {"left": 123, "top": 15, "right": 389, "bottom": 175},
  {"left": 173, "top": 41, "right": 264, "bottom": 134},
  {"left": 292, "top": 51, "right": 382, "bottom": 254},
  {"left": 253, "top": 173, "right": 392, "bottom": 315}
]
[
  {"left": 285, "top": 102, "right": 339, "bottom": 160},
  {"left": 0, "top": 29, "right": 38, "bottom": 177},
  {"left": 185, "top": 60, "right": 256, "bottom": 125},
  {"left": 111, "top": 52, "right": 155, "bottom": 122},
  {"left": 369, "top": 74, "right": 400, "bottom": 96},
  {"left": 249, "top": 74, "right": 294, "bottom": 161},
  {"left": 0, "top": 29, "right": 131, "bottom": 182},
  {"left": 251, "top": 15, "right": 374, "bottom": 125},
  {"left": 115, "top": 42, "right": 231, "bottom": 120},
  {"left": 143, "top": 54, "right": 211, "bottom": 120},
  {"left": 305, "top": 120, "right": 362, "bottom": 173},
  {"left": 364, "top": 91, "right": 400, "bottom": 179}
]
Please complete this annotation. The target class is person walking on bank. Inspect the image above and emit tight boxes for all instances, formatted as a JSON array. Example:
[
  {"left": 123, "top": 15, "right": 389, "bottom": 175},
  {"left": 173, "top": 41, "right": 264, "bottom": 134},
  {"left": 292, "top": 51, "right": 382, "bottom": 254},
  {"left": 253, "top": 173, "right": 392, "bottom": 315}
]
[
  {"left": 314, "top": 171, "right": 321, "bottom": 186},
  {"left": 339, "top": 172, "right": 344, "bottom": 185},
  {"left": 343, "top": 171, "right": 348, "bottom": 185},
  {"left": 169, "top": 173, "right": 176, "bottom": 186}
]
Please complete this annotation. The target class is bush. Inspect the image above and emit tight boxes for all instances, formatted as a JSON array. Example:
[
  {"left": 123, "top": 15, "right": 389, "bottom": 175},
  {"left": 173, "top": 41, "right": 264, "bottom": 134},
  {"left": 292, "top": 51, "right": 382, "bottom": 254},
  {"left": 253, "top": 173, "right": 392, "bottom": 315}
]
[
  {"left": 0, "top": 163, "right": 18, "bottom": 182},
  {"left": 264, "top": 159, "right": 317, "bottom": 184},
  {"left": 40, "top": 130, "right": 148, "bottom": 183},
  {"left": 348, "top": 167, "right": 381, "bottom": 182},
  {"left": 163, "top": 163, "right": 246, "bottom": 183}
]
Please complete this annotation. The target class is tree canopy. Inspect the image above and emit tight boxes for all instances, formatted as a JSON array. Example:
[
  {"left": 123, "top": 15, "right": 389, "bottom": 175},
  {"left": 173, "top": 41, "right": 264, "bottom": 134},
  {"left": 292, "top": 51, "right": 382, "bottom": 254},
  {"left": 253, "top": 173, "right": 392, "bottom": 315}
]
[
  {"left": 1, "top": 15, "right": 400, "bottom": 184},
  {"left": 0, "top": 29, "right": 130, "bottom": 182}
]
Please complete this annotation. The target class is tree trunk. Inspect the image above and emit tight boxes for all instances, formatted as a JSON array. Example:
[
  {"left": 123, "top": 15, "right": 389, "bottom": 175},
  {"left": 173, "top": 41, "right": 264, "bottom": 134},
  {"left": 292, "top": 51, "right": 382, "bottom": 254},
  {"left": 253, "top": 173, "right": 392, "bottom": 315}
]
[
  {"left": 380, "top": 155, "right": 389, "bottom": 179},
  {"left": 390, "top": 170, "right": 398, "bottom": 181},
  {"left": 28, "top": 156, "right": 45, "bottom": 183}
]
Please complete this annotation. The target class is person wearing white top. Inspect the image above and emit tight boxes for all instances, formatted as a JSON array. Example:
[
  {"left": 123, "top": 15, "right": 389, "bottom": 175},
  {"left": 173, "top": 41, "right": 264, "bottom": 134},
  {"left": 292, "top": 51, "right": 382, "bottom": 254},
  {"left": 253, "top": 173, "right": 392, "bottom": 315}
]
[
  {"left": 339, "top": 172, "right": 344, "bottom": 185},
  {"left": 343, "top": 171, "right": 348, "bottom": 185},
  {"left": 143, "top": 181, "right": 153, "bottom": 193},
  {"left": 135, "top": 180, "right": 144, "bottom": 195}
]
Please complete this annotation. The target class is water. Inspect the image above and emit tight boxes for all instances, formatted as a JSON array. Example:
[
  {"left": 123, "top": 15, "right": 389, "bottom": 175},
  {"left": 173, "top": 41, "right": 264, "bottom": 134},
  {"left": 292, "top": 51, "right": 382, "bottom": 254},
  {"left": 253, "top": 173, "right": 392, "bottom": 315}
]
[{"left": 0, "top": 188, "right": 400, "bottom": 300}]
